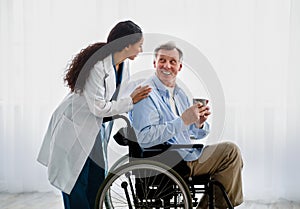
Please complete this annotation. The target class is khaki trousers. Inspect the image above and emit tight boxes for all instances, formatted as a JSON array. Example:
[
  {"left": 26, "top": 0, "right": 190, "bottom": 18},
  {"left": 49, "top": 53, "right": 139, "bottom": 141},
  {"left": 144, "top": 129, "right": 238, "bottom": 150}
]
[{"left": 187, "top": 141, "right": 243, "bottom": 208}]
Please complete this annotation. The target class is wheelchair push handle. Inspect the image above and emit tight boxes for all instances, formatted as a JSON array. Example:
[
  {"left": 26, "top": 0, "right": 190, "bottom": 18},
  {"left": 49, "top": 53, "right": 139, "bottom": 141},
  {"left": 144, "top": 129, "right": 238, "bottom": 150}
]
[
  {"left": 102, "top": 114, "right": 132, "bottom": 127},
  {"left": 111, "top": 115, "right": 138, "bottom": 146}
]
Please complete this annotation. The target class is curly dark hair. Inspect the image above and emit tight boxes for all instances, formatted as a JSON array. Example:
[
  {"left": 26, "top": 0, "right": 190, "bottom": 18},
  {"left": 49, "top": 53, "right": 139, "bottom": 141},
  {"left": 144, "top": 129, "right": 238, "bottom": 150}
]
[{"left": 64, "top": 20, "right": 142, "bottom": 93}]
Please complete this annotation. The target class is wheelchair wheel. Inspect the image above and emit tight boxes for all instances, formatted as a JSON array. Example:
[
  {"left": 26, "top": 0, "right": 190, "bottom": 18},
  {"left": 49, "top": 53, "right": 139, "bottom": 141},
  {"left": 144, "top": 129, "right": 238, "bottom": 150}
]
[
  {"left": 96, "top": 160, "right": 192, "bottom": 209},
  {"left": 105, "top": 154, "right": 129, "bottom": 208}
]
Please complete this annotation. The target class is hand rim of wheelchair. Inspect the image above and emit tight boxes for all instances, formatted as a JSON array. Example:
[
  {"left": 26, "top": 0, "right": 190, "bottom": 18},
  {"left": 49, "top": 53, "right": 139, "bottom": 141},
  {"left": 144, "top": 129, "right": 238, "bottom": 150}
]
[{"left": 95, "top": 159, "right": 193, "bottom": 209}]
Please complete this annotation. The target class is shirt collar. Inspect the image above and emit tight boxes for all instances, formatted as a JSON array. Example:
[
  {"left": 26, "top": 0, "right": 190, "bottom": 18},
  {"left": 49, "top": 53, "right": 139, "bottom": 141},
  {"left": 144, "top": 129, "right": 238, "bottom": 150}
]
[{"left": 151, "top": 75, "right": 180, "bottom": 98}]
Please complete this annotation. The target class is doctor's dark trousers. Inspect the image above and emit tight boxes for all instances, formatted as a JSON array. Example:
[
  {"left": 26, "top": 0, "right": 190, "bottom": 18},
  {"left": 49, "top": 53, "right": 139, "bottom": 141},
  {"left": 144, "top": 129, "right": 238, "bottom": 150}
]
[{"left": 62, "top": 131, "right": 106, "bottom": 209}]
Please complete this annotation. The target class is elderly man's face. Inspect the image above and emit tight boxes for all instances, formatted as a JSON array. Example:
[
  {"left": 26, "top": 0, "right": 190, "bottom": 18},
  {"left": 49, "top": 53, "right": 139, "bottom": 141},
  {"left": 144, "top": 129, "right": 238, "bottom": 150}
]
[{"left": 154, "top": 49, "right": 182, "bottom": 87}]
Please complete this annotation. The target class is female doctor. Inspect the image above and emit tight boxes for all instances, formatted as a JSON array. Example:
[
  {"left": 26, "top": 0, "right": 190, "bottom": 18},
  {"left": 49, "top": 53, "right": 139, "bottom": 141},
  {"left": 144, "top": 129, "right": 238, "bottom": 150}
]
[{"left": 37, "top": 20, "right": 151, "bottom": 209}]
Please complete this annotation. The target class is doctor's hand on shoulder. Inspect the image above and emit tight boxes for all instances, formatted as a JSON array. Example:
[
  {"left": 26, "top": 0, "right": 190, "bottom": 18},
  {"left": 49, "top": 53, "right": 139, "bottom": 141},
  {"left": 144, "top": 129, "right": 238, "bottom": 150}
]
[{"left": 130, "top": 85, "right": 152, "bottom": 104}]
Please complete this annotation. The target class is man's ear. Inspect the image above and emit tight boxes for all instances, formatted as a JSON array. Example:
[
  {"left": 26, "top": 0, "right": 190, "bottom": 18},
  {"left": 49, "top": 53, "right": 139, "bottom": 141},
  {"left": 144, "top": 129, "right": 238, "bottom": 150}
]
[
  {"left": 153, "top": 60, "right": 157, "bottom": 68},
  {"left": 178, "top": 63, "right": 183, "bottom": 71}
]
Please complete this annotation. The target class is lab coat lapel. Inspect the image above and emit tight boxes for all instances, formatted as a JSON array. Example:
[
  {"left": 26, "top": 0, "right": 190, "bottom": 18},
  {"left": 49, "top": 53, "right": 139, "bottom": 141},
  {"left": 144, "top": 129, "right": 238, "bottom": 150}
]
[{"left": 103, "top": 55, "right": 116, "bottom": 101}]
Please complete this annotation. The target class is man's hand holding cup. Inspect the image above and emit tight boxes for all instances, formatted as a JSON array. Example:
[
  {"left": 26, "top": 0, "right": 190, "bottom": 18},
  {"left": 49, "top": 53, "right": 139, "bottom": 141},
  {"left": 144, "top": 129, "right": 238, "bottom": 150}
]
[{"left": 193, "top": 98, "right": 211, "bottom": 128}]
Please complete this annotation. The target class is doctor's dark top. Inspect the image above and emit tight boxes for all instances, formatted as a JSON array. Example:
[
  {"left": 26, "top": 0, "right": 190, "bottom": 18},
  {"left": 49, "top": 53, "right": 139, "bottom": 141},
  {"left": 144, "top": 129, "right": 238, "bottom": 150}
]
[{"left": 130, "top": 75, "right": 210, "bottom": 161}]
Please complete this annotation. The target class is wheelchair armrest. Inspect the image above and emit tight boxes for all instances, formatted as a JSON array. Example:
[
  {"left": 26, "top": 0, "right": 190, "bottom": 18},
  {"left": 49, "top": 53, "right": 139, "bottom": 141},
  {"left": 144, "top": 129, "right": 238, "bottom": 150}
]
[
  {"left": 143, "top": 143, "right": 204, "bottom": 151},
  {"left": 168, "top": 144, "right": 204, "bottom": 149}
]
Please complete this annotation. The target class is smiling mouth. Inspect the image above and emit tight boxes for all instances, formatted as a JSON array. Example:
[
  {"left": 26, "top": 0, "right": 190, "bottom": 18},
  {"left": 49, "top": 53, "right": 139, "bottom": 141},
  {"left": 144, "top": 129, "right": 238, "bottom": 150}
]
[{"left": 162, "top": 70, "right": 171, "bottom": 75}]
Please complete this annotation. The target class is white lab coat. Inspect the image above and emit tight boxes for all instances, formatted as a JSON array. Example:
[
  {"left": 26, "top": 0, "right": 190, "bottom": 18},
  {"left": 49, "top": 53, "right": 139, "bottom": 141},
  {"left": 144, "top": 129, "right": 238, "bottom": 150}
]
[{"left": 37, "top": 55, "right": 133, "bottom": 194}]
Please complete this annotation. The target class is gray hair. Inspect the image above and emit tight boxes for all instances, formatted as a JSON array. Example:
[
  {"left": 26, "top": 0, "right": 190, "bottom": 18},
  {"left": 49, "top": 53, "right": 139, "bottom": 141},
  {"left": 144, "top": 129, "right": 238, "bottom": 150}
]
[{"left": 154, "top": 41, "right": 183, "bottom": 61}]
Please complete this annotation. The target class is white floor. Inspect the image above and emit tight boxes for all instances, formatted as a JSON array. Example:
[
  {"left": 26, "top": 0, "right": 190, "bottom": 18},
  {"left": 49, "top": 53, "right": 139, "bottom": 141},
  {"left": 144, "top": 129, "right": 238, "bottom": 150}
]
[{"left": 1, "top": 192, "right": 300, "bottom": 209}]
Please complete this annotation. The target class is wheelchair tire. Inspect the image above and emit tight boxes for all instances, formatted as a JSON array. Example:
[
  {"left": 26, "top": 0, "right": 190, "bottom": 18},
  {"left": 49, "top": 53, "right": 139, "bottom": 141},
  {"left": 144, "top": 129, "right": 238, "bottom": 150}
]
[{"left": 95, "top": 160, "right": 192, "bottom": 209}]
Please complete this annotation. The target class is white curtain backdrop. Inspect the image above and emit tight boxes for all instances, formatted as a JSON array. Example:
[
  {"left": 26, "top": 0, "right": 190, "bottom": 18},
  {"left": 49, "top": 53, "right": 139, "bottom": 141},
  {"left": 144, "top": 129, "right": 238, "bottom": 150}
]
[{"left": 1, "top": 0, "right": 299, "bottom": 202}]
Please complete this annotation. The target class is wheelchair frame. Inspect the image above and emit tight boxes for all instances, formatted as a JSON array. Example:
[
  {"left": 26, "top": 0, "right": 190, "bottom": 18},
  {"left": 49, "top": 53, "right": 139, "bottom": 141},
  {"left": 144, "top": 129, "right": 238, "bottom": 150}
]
[{"left": 95, "top": 115, "right": 234, "bottom": 209}]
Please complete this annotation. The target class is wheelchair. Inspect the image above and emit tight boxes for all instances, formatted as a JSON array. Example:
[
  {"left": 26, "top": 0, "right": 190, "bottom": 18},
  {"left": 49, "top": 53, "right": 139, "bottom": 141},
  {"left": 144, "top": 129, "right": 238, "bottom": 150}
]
[{"left": 95, "top": 115, "right": 234, "bottom": 209}]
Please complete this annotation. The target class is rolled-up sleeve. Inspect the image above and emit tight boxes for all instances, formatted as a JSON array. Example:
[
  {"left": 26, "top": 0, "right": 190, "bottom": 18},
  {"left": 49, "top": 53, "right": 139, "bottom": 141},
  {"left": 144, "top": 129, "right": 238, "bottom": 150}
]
[{"left": 189, "top": 122, "right": 210, "bottom": 139}]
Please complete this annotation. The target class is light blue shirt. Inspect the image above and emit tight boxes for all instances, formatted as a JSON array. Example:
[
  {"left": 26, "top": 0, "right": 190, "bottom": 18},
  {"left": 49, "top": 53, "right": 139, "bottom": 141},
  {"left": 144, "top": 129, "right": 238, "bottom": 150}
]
[{"left": 130, "top": 75, "right": 210, "bottom": 161}]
